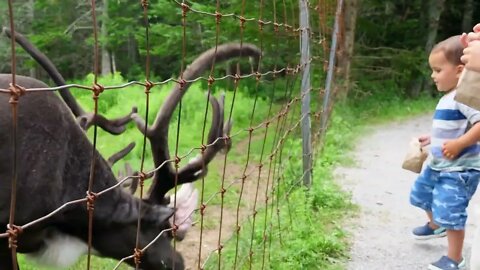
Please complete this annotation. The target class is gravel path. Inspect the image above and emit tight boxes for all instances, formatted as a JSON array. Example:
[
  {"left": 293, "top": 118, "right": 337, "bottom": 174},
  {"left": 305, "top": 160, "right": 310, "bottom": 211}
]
[{"left": 336, "top": 114, "right": 480, "bottom": 270}]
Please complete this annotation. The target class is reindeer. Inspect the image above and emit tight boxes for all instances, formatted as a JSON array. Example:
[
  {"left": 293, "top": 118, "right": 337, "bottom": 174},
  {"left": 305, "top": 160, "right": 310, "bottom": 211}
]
[{"left": 0, "top": 42, "right": 261, "bottom": 269}]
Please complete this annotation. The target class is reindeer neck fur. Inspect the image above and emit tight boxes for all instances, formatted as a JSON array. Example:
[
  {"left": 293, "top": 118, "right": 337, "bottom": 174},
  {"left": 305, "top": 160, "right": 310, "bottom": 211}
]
[{"left": 26, "top": 231, "right": 89, "bottom": 269}]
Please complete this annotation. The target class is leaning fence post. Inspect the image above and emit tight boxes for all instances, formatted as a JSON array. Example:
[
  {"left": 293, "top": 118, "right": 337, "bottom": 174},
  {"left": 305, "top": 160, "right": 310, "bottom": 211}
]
[
  {"left": 320, "top": 0, "right": 343, "bottom": 137},
  {"left": 299, "top": 0, "right": 312, "bottom": 187}
]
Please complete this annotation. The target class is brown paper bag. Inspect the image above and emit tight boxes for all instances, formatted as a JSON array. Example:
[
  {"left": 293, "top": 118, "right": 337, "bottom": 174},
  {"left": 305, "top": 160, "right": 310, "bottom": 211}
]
[
  {"left": 454, "top": 69, "right": 480, "bottom": 110},
  {"left": 402, "top": 138, "right": 428, "bottom": 173}
]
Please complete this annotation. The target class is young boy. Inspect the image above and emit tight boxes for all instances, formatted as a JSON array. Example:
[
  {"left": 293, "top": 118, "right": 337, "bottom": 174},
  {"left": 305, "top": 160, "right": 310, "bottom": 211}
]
[{"left": 410, "top": 35, "right": 480, "bottom": 270}]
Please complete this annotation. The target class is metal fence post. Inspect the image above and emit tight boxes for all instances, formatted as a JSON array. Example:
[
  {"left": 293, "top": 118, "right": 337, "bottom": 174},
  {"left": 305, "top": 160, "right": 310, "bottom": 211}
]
[
  {"left": 299, "top": 0, "right": 312, "bottom": 187},
  {"left": 320, "top": 0, "right": 343, "bottom": 137}
]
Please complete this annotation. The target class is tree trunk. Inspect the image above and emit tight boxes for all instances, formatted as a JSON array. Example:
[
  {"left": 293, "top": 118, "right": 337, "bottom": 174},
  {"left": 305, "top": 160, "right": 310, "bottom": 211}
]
[
  {"left": 101, "top": 0, "right": 113, "bottom": 75},
  {"left": 337, "top": 0, "right": 358, "bottom": 99},
  {"left": 410, "top": 0, "right": 445, "bottom": 97},
  {"left": 461, "top": 0, "right": 474, "bottom": 32},
  {"left": 424, "top": 0, "right": 445, "bottom": 54},
  {"left": 27, "top": 0, "right": 36, "bottom": 78},
  {"left": 111, "top": 51, "right": 117, "bottom": 74}
]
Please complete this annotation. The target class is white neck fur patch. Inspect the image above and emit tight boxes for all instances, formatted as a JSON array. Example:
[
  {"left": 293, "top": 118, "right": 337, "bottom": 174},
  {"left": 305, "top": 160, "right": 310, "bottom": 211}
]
[{"left": 26, "top": 231, "right": 88, "bottom": 269}]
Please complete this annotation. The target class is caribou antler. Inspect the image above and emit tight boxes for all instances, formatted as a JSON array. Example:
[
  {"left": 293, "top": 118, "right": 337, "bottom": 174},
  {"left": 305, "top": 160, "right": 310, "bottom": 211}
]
[
  {"left": 2, "top": 27, "right": 136, "bottom": 135},
  {"left": 107, "top": 142, "right": 136, "bottom": 166},
  {"left": 131, "top": 43, "right": 261, "bottom": 204},
  {"left": 116, "top": 162, "right": 140, "bottom": 195}
]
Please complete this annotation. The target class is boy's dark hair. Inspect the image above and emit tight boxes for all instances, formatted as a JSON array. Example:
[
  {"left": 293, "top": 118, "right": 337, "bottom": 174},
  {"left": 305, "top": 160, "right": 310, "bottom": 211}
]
[{"left": 431, "top": 35, "right": 464, "bottom": 65}]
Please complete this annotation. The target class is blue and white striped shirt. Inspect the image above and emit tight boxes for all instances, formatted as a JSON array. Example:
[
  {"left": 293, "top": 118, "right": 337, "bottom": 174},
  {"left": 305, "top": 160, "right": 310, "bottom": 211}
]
[{"left": 429, "top": 90, "right": 480, "bottom": 171}]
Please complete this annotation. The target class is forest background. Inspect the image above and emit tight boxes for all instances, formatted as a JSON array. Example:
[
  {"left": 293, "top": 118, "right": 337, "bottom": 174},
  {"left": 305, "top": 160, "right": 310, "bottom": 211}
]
[{"left": 0, "top": 0, "right": 476, "bottom": 98}]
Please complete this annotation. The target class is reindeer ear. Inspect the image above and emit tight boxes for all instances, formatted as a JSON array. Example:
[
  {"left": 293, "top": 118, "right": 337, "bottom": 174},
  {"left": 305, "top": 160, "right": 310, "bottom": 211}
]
[
  {"left": 77, "top": 115, "right": 88, "bottom": 130},
  {"left": 168, "top": 183, "right": 199, "bottom": 240},
  {"left": 142, "top": 205, "right": 175, "bottom": 226}
]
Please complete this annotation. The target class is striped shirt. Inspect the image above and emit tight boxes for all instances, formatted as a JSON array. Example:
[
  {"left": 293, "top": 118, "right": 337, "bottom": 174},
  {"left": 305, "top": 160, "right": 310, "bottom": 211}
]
[{"left": 429, "top": 90, "right": 480, "bottom": 171}]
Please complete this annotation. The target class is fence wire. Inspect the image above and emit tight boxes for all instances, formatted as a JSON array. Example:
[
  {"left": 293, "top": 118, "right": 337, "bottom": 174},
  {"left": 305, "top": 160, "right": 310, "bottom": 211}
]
[{"left": 1, "top": 0, "right": 343, "bottom": 269}]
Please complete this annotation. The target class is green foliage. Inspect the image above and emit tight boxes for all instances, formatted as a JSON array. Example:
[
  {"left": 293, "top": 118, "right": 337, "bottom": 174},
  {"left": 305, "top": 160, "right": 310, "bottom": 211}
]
[
  {"left": 2, "top": 0, "right": 476, "bottom": 102},
  {"left": 65, "top": 72, "right": 272, "bottom": 174},
  {"left": 353, "top": 46, "right": 427, "bottom": 95},
  {"left": 356, "top": 1, "right": 426, "bottom": 48},
  {"left": 204, "top": 140, "right": 352, "bottom": 270},
  {"left": 352, "top": 0, "right": 479, "bottom": 98},
  {"left": 203, "top": 74, "right": 437, "bottom": 270},
  {"left": 1, "top": 0, "right": 305, "bottom": 89},
  {"left": 17, "top": 255, "right": 130, "bottom": 270},
  {"left": 342, "top": 80, "right": 437, "bottom": 126}
]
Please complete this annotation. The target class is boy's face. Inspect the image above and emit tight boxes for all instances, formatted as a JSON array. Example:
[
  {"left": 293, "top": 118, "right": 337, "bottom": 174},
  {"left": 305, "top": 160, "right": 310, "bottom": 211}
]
[{"left": 428, "top": 50, "right": 463, "bottom": 93}]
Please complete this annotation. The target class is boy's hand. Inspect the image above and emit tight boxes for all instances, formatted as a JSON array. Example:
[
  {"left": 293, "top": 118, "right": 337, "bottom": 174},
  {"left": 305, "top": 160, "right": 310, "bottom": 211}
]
[
  {"left": 442, "top": 140, "right": 464, "bottom": 160},
  {"left": 443, "top": 122, "right": 480, "bottom": 160},
  {"left": 418, "top": 135, "right": 431, "bottom": 147}
]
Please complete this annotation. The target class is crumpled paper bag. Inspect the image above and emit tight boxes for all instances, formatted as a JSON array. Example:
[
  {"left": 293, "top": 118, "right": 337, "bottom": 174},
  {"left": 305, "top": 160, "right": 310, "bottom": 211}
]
[
  {"left": 401, "top": 138, "right": 428, "bottom": 173},
  {"left": 454, "top": 69, "right": 480, "bottom": 110}
]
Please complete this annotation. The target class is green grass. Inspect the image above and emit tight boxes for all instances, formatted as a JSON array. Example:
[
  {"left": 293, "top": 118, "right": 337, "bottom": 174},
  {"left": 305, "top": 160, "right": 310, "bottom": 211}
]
[
  {"left": 18, "top": 255, "right": 130, "bottom": 270},
  {"left": 202, "top": 88, "right": 437, "bottom": 269}
]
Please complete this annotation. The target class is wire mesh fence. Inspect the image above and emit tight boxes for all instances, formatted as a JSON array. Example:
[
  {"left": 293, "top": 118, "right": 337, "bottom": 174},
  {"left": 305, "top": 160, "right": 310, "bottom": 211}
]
[{"left": 0, "top": 0, "right": 343, "bottom": 269}]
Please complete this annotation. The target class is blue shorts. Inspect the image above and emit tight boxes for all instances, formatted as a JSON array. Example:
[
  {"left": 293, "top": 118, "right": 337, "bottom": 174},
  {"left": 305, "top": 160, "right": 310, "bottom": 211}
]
[{"left": 409, "top": 166, "right": 480, "bottom": 230}]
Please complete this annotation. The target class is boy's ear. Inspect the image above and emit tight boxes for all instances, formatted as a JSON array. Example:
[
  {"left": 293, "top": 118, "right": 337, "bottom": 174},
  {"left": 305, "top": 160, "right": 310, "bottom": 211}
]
[{"left": 457, "top": 64, "right": 465, "bottom": 76}]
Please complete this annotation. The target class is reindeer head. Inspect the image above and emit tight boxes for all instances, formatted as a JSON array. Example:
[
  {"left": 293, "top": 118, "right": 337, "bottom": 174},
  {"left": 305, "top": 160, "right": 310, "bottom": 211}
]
[{"left": 101, "top": 43, "right": 261, "bottom": 269}]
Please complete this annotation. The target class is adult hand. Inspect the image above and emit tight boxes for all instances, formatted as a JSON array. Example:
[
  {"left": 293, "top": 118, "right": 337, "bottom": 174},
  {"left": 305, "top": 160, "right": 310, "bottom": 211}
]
[
  {"left": 461, "top": 23, "right": 480, "bottom": 47},
  {"left": 461, "top": 40, "right": 480, "bottom": 72}
]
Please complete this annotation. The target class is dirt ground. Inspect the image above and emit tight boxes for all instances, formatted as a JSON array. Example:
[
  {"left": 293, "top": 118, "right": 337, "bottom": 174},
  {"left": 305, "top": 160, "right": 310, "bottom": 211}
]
[
  {"left": 336, "top": 114, "right": 480, "bottom": 270},
  {"left": 176, "top": 160, "right": 269, "bottom": 269}
]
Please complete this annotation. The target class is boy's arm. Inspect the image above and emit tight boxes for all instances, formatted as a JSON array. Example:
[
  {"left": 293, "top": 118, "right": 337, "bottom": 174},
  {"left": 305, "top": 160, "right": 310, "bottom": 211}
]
[{"left": 442, "top": 122, "right": 480, "bottom": 159}]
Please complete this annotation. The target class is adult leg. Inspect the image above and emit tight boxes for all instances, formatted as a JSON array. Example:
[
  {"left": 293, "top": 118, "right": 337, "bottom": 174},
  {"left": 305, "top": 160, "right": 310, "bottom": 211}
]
[{"left": 471, "top": 222, "right": 480, "bottom": 269}]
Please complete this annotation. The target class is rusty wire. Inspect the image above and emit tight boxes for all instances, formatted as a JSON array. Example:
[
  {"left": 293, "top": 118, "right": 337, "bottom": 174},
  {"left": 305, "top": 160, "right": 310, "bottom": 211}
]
[
  {"left": 6, "top": 0, "right": 20, "bottom": 268},
  {"left": 232, "top": 4, "right": 248, "bottom": 268},
  {"left": 133, "top": 1, "right": 154, "bottom": 269},
  {"left": 170, "top": 1, "right": 189, "bottom": 267},
  {"left": 0, "top": 1, "right": 339, "bottom": 269},
  {"left": 260, "top": 0, "right": 282, "bottom": 267},
  {"left": 247, "top": 1, "right": 268, "bottom": 268},
  {"left": 85, "top": 0, "right": 101, "bottom": 268}
]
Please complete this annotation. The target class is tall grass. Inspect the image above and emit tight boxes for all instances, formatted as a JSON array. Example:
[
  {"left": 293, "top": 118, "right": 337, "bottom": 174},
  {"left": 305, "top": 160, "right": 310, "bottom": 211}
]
[
  {"left": 68, "top": 73, "right": 273, "bottom": 172},
  {"left": 202, "top": 84, "right": 437, "bottom": 269}
]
